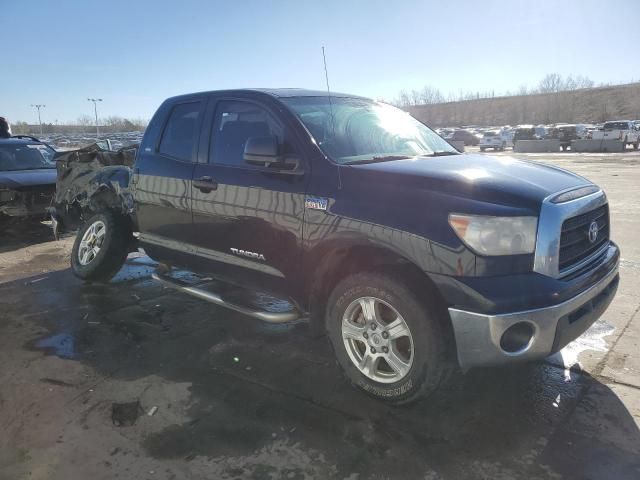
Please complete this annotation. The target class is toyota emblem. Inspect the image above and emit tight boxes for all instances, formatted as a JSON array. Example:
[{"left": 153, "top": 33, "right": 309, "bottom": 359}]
[{"left": 588, "top": 220, "right": 599, "bottom": 243}]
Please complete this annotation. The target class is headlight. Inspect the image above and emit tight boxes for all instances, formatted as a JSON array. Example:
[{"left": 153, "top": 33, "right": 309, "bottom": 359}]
[{"left": 448, "top": 214, "right": 538, "bottom": 256}]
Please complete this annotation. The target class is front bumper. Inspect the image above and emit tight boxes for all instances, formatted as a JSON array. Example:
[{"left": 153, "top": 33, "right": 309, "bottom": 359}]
[{"left": 448, "top": 260, "right": 619, "bottom": 370}]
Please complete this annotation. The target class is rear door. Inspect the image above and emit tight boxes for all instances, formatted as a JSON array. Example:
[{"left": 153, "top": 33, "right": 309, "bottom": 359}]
[
  {"left": 133, "top": 97, "right": 206, "bottom": 263},
  {"left": 190, "top": 96, "right": 308, "bottom": 297}
]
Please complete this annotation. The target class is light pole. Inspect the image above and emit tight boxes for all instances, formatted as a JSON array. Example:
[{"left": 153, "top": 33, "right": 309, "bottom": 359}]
[
  {"left": 30, "top": 104, "right": 46, "bottom": 136},
  {"left": 87, "top": 98, "right": 103, "bottom": 138}
]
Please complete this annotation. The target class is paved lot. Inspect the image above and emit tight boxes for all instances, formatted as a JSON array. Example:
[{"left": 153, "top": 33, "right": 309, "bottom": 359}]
[{"left": 1, "top": 151, "right": 639, "bottom": 480}]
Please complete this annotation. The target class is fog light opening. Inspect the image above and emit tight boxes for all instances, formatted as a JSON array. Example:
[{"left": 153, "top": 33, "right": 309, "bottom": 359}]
[{"left": 500, "top": 322, "right": 535, "bottom": 354}]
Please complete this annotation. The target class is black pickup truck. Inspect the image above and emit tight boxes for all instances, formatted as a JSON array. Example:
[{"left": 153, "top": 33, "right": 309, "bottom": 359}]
[{"left": 51, "top": 89, "right": 620, "bottom": 403}]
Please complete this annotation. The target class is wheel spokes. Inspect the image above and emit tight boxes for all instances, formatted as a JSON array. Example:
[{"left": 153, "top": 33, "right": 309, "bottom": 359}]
[
  {"left": 358, "top": 351, "right": 377, "bottom": 377},
  {"left": 359, "top": 297, "right": 378, "bottom": 323},
  {"left": 342, "top": 296, "right": 415, "bottom": 384},
  {"left": 77, "top": 220, "right": 106, "bottom": 266},
  {"left": 386, "top": 317, "right": 411, "bottom": 340},
  {"left": 385, "top": 347, "right": 411, "bottom": 377},
  {"left": 342, "top": 321, "right": 365, "bottom": 341}
]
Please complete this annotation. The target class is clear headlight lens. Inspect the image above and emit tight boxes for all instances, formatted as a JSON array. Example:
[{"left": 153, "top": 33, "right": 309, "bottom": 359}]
[{"left": 448, "top": 214, "right": 538, "bottom": 256}]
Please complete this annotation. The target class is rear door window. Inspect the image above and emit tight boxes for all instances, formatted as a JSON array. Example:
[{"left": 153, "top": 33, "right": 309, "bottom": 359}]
[{"left": 158, "top": 101, "right": 203, "bottom": 161}]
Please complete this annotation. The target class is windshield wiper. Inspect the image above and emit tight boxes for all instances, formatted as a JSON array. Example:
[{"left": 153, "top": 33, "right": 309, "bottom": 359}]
[
  {"left": 430, "top": 151, "right": 459, "bottom": 156},
  {"left": 343, "top": 155, "right": 413, "bottom": 165}
]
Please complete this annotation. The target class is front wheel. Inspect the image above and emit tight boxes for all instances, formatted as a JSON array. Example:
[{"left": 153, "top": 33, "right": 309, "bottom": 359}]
[
  {"left": 71, "top": 211, "right": 131, "bottom": 282},
  {"left": 326, "top": 272, "right": 450, "bottom": 404}
]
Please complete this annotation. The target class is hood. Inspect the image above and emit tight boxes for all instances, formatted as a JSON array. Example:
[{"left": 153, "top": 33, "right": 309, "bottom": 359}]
[
  {"left": 0, "top": 169, "right": 57, "bottom": 189},
  {"left": 341, "top": 153, "right": 590, "bottom": 210}
]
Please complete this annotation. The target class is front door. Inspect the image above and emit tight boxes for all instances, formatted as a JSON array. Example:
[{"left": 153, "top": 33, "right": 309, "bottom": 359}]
[{"left": 190, "top": 97, "right": 308, "bottom": 297}]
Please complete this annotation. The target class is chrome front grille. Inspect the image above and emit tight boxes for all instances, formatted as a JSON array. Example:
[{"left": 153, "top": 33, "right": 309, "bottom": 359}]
[
  {"left": 559, "top": 205, "right": 609, "bottom": 272},
  {"left": 533, "top": 186, "right": 609, "bottom": 279}
]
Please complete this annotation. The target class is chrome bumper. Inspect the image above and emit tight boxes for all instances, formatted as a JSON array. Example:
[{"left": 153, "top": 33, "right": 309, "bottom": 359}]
[{"left": 448, "top": 263, "right": 619, "bottom": 370}]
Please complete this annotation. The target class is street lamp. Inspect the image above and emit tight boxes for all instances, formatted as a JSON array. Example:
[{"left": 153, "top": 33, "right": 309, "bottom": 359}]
[
  {"left": 30, "top": 104, "right": 46, "bottom": 136},
  {"left": 87, "top": 98, "right": 103, "bottom": 138}
]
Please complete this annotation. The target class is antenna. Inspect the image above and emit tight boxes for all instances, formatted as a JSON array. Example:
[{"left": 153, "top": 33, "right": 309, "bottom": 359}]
[
  {"left": 322, "top": 46, "right": 331, "bottom": 94},
  {"left": 322, "top": 46, "right": 336, "bottom": 135}
]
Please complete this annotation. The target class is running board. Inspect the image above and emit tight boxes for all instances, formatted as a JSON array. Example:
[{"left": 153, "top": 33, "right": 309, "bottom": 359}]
[{"left": 151, "top": 272, "right": 300, "bottom": 324}]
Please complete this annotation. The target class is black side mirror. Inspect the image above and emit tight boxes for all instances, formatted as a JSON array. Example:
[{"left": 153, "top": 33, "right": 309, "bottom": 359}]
[
  {"left": 244, "top": 135, "right": 299, "bottom": 171},
  {"left": 244, "top": 136, "right": 280, "bottom": 166}
]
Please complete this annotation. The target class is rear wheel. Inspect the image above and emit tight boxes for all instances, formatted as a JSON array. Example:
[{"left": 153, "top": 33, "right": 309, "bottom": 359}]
[
  {"left": 71, "top": 211, "right": 131, "bottom": 282},
  {"left": 326, "top": 272, "right": 450, "bottom": 404},
  {"left": 634, "top": 141, "right": 639, "bottom": 150},
  {"left": 480, "top": 147, "right": 486, "bottom": 152}
]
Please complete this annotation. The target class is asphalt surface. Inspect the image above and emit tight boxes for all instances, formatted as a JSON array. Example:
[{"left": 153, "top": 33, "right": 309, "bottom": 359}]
[{"left": 1, "top": 150, "right": 639, "bottom": 480}]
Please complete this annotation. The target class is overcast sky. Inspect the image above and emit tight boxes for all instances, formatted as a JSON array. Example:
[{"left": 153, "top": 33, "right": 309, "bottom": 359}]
[{"left": 2, "top": 0, "right": 639, "bottom": 124}]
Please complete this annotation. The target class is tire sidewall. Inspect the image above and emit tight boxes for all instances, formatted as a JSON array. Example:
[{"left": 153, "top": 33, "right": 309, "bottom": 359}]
[{"left": 326, "top": 274, "right": 442, "bottom": 403}]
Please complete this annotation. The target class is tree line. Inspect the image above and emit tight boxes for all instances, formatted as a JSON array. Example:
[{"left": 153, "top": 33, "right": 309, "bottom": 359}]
[
  {"left": 391, "top": 73, "right": 598, "bottom": 107},
  {"left": 10, "top": 116, "right": 148, "bottom": 135},
  {"left": 403, "top": 81, "right": 640, "bottom": 127}
]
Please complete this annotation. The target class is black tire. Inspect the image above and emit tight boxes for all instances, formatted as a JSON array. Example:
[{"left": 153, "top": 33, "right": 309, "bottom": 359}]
[
  {"left": 326, "top": 272, "right": 450, "bottom": 404},
  {"left": 71, "top": 210, "right": 131, "bottom": 282},
  {"left": 634, "top": 142, "right": 639, "bottom": 150},
  {"left": 480, "top": 147, "right": 486, "bottom": 152}
]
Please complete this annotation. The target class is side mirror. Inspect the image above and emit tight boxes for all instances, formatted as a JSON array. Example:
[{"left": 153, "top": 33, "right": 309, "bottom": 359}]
[
  {"left": 244, "top": 135, "right": 280, "bottom": 166},
  {"left": 244, "top": 135, "right": 299, "bottom": 171}
]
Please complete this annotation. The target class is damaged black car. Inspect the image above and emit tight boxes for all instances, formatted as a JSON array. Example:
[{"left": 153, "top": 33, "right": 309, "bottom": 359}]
[{"left": 0, "top": 136, "right": 57, "bottom": 221}]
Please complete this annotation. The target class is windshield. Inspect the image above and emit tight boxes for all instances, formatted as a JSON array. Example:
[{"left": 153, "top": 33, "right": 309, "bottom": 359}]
[
  {"left": 0, "top": 144, "right": 56, "bottom": 171},
  {"left": 282, "top": 97, "right": 458, "bottom": 164}
]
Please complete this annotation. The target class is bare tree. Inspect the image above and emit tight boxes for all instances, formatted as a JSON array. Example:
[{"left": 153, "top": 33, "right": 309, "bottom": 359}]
[{"left": 538, "top": 73, "right": 564, "bottom": 93}]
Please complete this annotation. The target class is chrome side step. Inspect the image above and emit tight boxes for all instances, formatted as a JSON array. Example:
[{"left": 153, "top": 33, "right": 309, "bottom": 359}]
[{"left": 151, "top": 272, "right": 300, "bottom": 324}]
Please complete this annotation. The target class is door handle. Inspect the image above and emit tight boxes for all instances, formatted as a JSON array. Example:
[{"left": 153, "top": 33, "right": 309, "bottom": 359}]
[{"left": 193, "top": 176, "right": 218, "bottom": 193}]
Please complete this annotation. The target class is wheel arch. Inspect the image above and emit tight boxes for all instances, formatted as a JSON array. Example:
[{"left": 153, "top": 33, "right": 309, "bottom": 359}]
[{"left": 306, "top": 238, "right": 453, "bottom": 342}]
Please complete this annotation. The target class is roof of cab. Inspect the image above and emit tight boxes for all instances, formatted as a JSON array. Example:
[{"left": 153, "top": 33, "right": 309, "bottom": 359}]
[
  {"left": 165, "top": 88, "right": 369, "bottom": 103},
  {"left": 248, "top": 88, "right": 364, "bottom": 98}
]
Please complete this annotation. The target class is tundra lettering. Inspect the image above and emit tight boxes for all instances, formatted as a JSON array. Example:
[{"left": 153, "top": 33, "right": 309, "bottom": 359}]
[{"left": 231, "top": 248, "right": 266, "bottom": 261}]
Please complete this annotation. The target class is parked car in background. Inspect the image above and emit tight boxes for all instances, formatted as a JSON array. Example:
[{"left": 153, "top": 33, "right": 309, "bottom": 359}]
[
  {"left": 0, "top": 136, "right": 57, "bottom": 221},
  {"left": 446, "top": 129, "right": 479, "bottom": 146},
  {"left": 479, "top": 130, "right": 511, "bottom": 151},
  {"left": 513, "top": 125, "right": 543, "bottom": 144},
  {"left": 589, "top": 120, "right": 640, "bottom": 150},
  {"left": 547, "top": 124, "right": 580, "bottom": 151}
]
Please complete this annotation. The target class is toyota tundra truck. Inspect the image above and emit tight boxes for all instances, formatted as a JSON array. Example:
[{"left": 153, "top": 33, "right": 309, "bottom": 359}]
[{"left": 50, "top": 89, "right": 620, "bottom": 404}]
